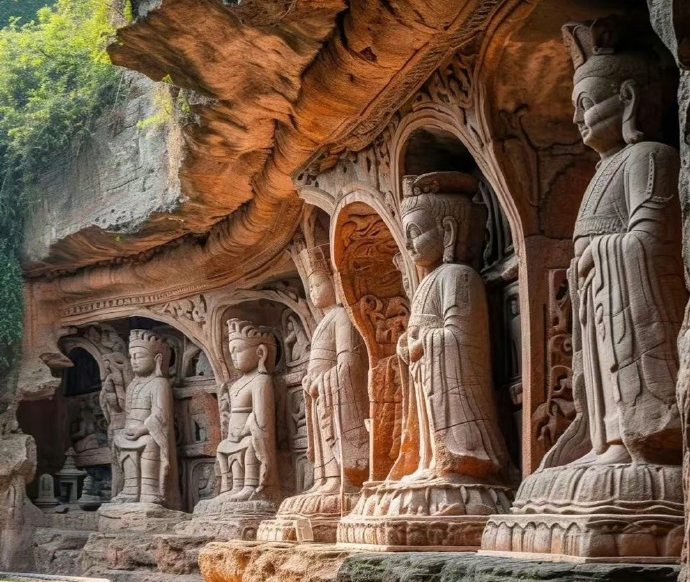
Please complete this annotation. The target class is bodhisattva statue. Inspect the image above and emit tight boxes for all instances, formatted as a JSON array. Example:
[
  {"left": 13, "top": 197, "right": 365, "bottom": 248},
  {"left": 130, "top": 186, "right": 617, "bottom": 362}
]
[
  {"left": 338, "top": 172, "right": 513, "bottom": 549},
  {"left": 481, "top": 17, "right": 687, "bottom": 561},
  {"left": 181, "top": 320, "right": 280, "bottom": 539},
  {"left": 111, "top": 330, "right": 180, "bottom": 509},
  {"left": 215, "top": 319, "right": 279, "bottom": 502},
  {"left": 257, "top": 245, "right": 369, "bottom": 543}
]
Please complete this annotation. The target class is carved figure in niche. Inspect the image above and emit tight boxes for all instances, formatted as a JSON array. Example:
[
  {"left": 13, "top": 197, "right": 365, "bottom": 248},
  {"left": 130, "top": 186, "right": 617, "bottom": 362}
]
[
  {"left": 70, "top": 398, "right": 102, "bottom": 454},
  {"left": 481, "top": 17, "right": 686, "bottom": 561},
  {"left": 257, "top": 245, "right": 368, "bottom": 543},
  {"left": 216, "top": 319, "right": 279, "bottom": 502},
  {"left": 111, "top": 330, "right": 180, "bottom": 508},
  {"left": 300, "top": 245, "right": 368, "bottom": 497},
  {"left": 391, "top": 172, "right": 511, "bottom": 483},
  {"left": 282, "top": 311, "right": 310, "bottom": 367},
  {"left": 338, "top": 172, "right": 512, "bottom": 549}
]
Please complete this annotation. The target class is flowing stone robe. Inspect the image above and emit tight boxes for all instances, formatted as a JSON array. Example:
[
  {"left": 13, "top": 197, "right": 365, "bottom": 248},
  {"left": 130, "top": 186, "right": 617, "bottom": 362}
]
[
  {"left": 113, "top": 375, "right": 180, "bottom": 508},
  {"left": 572, "top": 141, "right": 684, "bottom": 463},
  {"left": 391, "top": 262, "right": 510, "bottom": 481},
  {"left": 305, "top": 305, "right": 368, "bottom": 490},
  {"left": 217, "top": 371, "right": 278, "bottom": 494}
]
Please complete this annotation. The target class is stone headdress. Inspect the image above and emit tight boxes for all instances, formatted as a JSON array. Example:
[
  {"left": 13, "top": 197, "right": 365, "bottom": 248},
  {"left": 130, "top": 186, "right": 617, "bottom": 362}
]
[
  {"left": 226, "top": 318, "right": 277, "bottom": 374},
  {"left": 562, "top": 17, "right": 662, "bottom": 145},
  {"left": 401, "top": 171, "right": 486, "bottom": 265},
  {"left": 129, "top": 329, "right": 171, "bottom": 377},
  {"left": 299, "top": 243, "right": 332, "bottom": 278}
]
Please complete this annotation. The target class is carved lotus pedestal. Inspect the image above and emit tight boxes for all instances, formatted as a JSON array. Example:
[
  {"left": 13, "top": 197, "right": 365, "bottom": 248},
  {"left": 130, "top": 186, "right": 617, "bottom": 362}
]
[
  {"left": 337, "top": 477, "right": 512, "bottom": 550},
  {"left": 480, "top": 464, "right": 683, "bottom": 563},
  {"left": 257, "top": 490, "right": 359, "bottom": 543},
  {"left": 176, "top": 491, "right": 278, "bottom": 540}
]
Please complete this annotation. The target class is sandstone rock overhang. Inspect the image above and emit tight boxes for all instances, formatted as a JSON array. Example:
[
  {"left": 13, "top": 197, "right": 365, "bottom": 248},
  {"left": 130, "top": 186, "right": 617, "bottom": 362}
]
[{"left": 26, "top": 0, "right": 514, "bottom": 294}]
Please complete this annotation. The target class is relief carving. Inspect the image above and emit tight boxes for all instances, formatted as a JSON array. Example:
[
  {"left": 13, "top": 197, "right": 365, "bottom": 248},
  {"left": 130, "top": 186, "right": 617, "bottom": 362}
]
[
  {"left": 339, "top": 172, "right": 512, "bottom": 549},
  {"left": 532, "top": 269, "right": 574, "bottom": 450},
  {"left": 482, "top": 17, "right": 687, "bottom": 561},
  {"left": 215, "top": 319, "right": 279, "bottom": 503},
  {"left": 111, "top": 330, "right": 181, "bottom": 509},
  {"left": 257, "top": 245, "right": 369, "bottom": 543}
]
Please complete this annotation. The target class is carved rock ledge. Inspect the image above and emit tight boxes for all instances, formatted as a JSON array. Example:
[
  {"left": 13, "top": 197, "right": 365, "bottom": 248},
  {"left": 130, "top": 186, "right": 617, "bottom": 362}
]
[
  {"left": 177, "top": 494, "right": 278, "bottom": 541},
  {"left": 337, "top": 478, "right": 512, "bottom": 550},
  {"left": 257, "top": 491, "right": 359, "bottom": 543},
  {"left": 481, "top": 464, "right": 684, "bottom": 562}
]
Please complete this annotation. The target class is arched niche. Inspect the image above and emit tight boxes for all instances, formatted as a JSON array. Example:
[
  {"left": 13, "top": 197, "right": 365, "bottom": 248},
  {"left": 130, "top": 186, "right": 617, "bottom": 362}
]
[
  {"left": 331, "top": 196, "right": 410, "bottom": 481},
  {"left": 217, "top": 297, "right": 314, "bottom": 497},
  {"left": 394, "top": 125, "right": 523, "bottom": 469}
]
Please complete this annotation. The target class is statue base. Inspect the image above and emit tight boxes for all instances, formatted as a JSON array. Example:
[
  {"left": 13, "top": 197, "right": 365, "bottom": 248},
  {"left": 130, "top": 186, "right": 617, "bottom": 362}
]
[
  {"left": 175, "top": 492, "right": 278, "bottom": 541},
  {"left": 97, "top": 502, "right": 190, "bottom": 534},
  {"left": 480, "top": 513, "right": 683, "bottom": 563},
  {"left": 336, "top": 478, "right": 512, "bottom": 550},
  {"left": 257, "top": 490, "right": 359, "bottom": 543},
  {"left": 479, "top": 463, "right": 684, "bottom": 562}
]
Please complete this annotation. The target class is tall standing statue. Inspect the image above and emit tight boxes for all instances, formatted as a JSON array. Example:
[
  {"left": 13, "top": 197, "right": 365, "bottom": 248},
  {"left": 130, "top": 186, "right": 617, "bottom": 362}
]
[
  {"left": 338, "top": 172, "right": 513, "bottom": 549},
  {"left": 481, "top": 17, "right": 687, "bottom": 561},
  {"left": 111, "top": 330, "right": 180, "bottom": 509},
  {"left": 215, "top": 319, "right": 279, "bottom": 502},
  {"left": 258, "top": 245, "right": 369, "bottom": 543}
]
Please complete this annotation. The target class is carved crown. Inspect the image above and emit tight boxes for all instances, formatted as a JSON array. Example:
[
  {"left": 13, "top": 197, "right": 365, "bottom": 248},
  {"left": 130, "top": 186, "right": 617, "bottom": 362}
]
[
  {"left": 562, "top": 18, "right": 619, "bottom": 71},
  {"left": 128, "top": 330, "right": 171, "bottom": 371},
  {"left": 300, "top": 244, "right": 332, "bottom": 278},
  {"left": 226, "top": 318, "right": 277, "bottom": 348},
  {"left": 562, "top": 16, "right": 655, "bottom": 84},
  {"left": 401, "top": 171, "right": 479, "bottom": 217}
]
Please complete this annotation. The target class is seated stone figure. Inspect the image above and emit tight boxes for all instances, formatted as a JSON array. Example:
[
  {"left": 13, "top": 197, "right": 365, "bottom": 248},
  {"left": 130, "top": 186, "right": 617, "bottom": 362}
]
[
  {"left": 338, "top": 171, "right": 513, "bottom": 550},
  {"left": 257, "top": 245, "right": 368, "bottom": 543},
  {"left": 178, "top": 319, "right": 280, "bottom": 540},
  {"left": 481, "top": 17, "right": 686, "bottom": 561},
  {"left": 215, "top": 319, "right": 279, "bottom": 502},
  {"left": 111, "top": 330, "right": 180, "bottom": 509}
]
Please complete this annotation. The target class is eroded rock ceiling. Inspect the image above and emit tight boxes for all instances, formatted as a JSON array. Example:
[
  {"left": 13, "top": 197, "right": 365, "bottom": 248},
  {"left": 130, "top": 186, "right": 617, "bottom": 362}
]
[{"left": 27, "top": 0, "right": 523, "bottom": 296}]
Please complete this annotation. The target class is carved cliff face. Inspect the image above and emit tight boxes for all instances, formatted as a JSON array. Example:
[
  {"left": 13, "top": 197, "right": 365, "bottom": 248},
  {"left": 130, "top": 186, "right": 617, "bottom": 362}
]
[
  {"left": 129, "top": 347, "right": 155, "bottom": 377},
  {"left": 572, "top": 75, "right": 626, "bottom": 155},
  {"left": 308, "top": 272, "right": 336, "bottom": 309},
  {"left": 228, "top": 339, "right": 262, "bottom": 373},
  {"left": 403, "top": 206, "right": 444, "bottom": 270}
]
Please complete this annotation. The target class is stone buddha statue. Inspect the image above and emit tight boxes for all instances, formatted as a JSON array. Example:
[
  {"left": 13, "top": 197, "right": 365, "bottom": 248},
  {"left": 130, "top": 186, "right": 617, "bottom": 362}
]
[
  {"left": 215, "top": 319, "right": 279, "bottom": 502},
  {"left": 338, "top": 172, "right": 512, "bottom": 549},
  {"left": 112, "top": 330, "right": 180, "bottom": 509},
  {"left": 481, "top": 17, "right": 686, "bottom": 561},
  {"left": 257, "top": 245, "right": 368, "bottom": 543}
]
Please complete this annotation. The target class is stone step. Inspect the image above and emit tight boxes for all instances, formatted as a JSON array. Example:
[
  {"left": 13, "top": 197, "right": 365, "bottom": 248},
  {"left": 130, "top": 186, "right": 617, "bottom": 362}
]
[{"left": 33, "top": 528, "right": 94, "bottom": 576}]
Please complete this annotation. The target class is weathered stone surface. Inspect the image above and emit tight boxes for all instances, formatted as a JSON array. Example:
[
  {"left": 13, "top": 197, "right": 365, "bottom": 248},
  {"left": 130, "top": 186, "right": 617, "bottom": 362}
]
[
  {"left": 335, "top": 553, "right": 680, "bottom": 582},
  {"left": 23, "top": 72, "right": 184, "bottom": 275},
  {"left": 33, "top": 528, "right": 92, "bottom": 576},
  {"left": 199, "top": 541, "right": 353, "bottom": 582}
]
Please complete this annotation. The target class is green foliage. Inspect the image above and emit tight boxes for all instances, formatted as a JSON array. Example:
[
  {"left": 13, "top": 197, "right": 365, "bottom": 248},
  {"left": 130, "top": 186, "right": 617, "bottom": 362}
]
[
  {"left": 0, "top": 0, "right": 120, "bottom": 379},
  {"left": 0, "top": 0, "right": 53, "bottom": 27}
]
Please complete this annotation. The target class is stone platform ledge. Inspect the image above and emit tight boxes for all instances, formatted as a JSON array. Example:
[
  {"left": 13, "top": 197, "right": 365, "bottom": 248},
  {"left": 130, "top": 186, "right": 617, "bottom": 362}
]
[
  {"left": 256, "top": 515, "right": 339, "bottom": 543},
  {"left": 97, "top": 503, "right": 191, "bottom": 534},
  {"left": 198, "top": 540, "right": 358, "bottom": 582},
  {"left": 337, "top": 514, "right": 487, "bottom": 550},
  {"left": 480, "top": 513, "right": 683, "bottom": 563},
  {"left": 196, "top": 545, "right": 680, "bottom": 582}
]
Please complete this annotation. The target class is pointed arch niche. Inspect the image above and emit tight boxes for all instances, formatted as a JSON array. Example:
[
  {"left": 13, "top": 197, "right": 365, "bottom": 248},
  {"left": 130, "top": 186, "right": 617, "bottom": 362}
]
[
  {"left": 394, "top": 125, "right": 524, "bottom": 470},
  {"left": 331, "top": 195, "right": 410, "bottom": 481}
]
